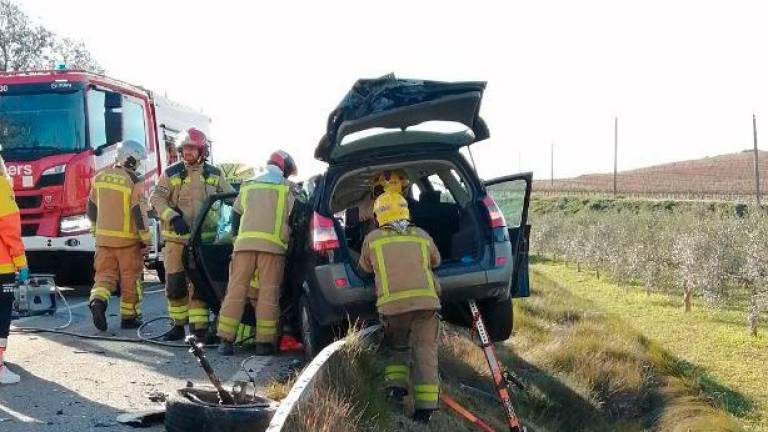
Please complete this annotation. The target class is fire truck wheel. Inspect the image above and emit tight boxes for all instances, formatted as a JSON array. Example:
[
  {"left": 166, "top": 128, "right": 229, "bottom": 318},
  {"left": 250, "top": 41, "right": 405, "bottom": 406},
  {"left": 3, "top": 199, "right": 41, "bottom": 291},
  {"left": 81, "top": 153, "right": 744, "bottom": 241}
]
[
  {"left": 164, "top": 386, "right": 277, "bottom": 432},
  {"left": 478, "top": 296, "right": 514, "bottom": 342}
]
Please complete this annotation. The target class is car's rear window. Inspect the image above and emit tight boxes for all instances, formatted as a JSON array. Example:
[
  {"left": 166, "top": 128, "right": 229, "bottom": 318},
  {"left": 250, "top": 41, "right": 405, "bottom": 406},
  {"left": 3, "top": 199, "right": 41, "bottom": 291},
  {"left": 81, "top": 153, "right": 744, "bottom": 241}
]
[{"left": 339, "top": 121, "right": 471, "bottom": 146}]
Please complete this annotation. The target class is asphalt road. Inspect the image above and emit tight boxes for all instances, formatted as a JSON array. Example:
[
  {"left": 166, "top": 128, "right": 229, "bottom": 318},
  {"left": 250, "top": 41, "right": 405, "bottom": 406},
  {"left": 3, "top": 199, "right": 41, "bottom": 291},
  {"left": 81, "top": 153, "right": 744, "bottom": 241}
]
[{"left": 0, "top": 275, "right": 294, "bottom": 431}]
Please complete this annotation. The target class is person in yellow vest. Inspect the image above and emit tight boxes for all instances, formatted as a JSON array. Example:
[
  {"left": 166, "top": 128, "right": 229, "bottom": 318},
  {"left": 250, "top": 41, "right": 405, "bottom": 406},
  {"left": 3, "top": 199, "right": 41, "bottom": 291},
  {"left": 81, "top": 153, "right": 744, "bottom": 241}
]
[
  {"left": 0, "top": 153, "right": 29, "bottom": 385},
  {"left": 87, "top": 140, "right": 150, "bottom": 330},
  {"left": 358, "top": 191, "right": 441, "bottom": 424},
  {"left": 150, "top": 128, "right": 234, "bottom": 342},
  {"left": 217, "top": 150, "right": 297, "bottom": 356}
]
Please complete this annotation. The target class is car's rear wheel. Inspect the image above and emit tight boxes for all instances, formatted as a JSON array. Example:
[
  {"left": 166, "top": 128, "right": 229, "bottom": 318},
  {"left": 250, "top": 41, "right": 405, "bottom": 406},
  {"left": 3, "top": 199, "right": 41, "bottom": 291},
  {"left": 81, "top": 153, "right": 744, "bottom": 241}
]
[
  {"left": 299, "top": 294, "right": 333, "bottom": 360},
  {"left": 478, "top": 296, "right": 514, "bottom": 342},
  {"left": 441, "top": 296, "right": 514, "bottom": 342}
]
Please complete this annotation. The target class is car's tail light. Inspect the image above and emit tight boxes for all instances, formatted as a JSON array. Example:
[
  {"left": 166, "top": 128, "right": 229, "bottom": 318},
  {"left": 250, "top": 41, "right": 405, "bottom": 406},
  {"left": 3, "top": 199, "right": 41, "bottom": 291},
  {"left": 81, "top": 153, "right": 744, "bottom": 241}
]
[
  {"left": 311, "top": 212, "right": 340, "bottom": 252},
  {"left": 482, "top": 195, "right": 507, "bottom": 228}
]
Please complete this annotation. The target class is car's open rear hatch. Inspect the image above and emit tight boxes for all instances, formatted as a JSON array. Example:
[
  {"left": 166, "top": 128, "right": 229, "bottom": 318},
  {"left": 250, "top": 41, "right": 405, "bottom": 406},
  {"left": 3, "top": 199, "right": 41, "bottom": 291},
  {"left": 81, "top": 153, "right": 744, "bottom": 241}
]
[{"left": 315, "top": 74, "right": 489, "bottom": 163}]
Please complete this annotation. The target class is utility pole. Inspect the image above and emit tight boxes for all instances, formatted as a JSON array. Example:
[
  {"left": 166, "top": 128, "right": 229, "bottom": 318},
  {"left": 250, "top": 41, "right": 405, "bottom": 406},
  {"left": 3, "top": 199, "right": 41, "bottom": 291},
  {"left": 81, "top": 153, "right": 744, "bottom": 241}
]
[
  {"left": 754, "top": 113, "right": 761, "bottom": 206},
  {"left": 613, "top": 117, "right": 618, "bottom": 197},
  {"left": 550, "top": 142, "right": 554, "bottom": 187}
]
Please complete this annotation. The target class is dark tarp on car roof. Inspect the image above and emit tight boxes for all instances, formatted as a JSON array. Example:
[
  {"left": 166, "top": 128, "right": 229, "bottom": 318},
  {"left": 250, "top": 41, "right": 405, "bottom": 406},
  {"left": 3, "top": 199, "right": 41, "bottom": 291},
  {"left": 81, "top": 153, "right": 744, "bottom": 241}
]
[{"left": 315, "top": 74, "right": 489, "bottom": 161}]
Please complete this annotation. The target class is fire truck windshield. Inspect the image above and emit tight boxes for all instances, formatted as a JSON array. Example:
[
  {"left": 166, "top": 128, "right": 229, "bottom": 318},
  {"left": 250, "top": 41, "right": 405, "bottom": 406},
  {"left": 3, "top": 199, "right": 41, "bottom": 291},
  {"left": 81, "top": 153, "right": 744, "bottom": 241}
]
[{"left": 0, "top": 90, "right": 86, "bottom": 161}]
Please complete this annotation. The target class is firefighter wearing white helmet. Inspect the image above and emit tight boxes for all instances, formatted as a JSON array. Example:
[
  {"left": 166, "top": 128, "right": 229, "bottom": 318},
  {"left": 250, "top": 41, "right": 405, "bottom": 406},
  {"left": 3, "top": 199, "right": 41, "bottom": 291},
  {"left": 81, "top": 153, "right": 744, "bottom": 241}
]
[
  {"left": 217, "top": 150, "right": 298, "bottom": 356},
  {"left": 358, "top": 191, "right": 442, "bottom": 424},
  {"left": 150, "top": 128, "right": 234, "bottom": 342},
  {"left": 88, "top": 140, "right": 151, "bottom": 331}
]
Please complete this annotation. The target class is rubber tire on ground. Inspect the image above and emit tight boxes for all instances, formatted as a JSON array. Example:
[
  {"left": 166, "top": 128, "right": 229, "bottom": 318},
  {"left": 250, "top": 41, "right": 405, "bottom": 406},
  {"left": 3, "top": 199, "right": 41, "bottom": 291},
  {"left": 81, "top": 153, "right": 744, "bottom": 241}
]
[
  {"left": 164, "top": 387, "right": 277, "bottom": 432},
  {"left": 478, "top": 296, "right": 514, "bottom": 342},
  {"left": 299, "top": 294, "right": 333, "bottom": 361}
]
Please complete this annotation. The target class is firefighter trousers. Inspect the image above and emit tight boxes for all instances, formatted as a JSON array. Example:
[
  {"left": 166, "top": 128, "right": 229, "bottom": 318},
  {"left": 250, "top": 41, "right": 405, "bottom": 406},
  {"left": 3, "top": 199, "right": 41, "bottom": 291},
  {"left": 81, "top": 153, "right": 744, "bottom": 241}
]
[
  {"left": 89, "top": 245, "right": 144, "bottom": 320},
  {"left": 0, "top": 274, "right": 14, "bottom": 354},
  {"left": 218, "top": 251, "right": 284, "bottom": 344},
  {"left": 163, "top": 242, "right": 209, "bottom": 329},
  {"left": 382, "top": 310, "right": 440, "bottom": 411}
]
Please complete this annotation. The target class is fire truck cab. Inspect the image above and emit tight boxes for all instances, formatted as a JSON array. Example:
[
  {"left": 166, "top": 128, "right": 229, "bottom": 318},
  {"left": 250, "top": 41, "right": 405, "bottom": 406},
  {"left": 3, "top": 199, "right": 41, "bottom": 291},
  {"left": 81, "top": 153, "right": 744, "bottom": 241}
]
[{"left": 0, "top": 69, "right": 211, "bottom": 284}]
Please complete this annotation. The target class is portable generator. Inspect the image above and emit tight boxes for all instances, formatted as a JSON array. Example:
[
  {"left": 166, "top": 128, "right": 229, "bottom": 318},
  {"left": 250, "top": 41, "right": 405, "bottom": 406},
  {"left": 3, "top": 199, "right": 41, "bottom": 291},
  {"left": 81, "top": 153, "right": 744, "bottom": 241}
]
[{"left": 4, "top": 274, "right": 57, "bottom": 319}]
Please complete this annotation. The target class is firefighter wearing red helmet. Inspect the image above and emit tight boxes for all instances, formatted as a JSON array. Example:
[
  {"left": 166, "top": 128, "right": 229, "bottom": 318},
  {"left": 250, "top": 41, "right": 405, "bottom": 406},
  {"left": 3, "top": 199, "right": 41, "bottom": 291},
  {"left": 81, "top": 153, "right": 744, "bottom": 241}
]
[
  {"left": 217, "top": 150, "right": 298, "bottom": 356},
  {"left": 150, "top": 128, "right": 234, "bottom": 342}
]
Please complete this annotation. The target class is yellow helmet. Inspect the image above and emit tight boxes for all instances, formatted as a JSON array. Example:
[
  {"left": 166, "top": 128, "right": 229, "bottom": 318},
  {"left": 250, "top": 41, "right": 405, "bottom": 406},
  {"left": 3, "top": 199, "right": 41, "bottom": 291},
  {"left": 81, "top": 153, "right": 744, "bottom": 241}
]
[
  {"left": 374, "top": 191, "right": 410, "bottom": 226},
  {"left": 371, "top": 170, "right": 409, "bottom": 195}
]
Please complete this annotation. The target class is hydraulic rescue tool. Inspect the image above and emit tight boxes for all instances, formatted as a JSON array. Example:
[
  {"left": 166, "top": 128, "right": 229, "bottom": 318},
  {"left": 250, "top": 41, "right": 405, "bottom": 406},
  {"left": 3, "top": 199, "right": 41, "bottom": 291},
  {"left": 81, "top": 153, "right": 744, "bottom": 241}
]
[
  {"left": 468, "top": 299, "right": 525, "bottom": 432},
  {"left": 8, "top": 274, "right": 57, "bottom": 318},
  {"left": 185, "top": 335, "right": 235, "bottom": 404}
]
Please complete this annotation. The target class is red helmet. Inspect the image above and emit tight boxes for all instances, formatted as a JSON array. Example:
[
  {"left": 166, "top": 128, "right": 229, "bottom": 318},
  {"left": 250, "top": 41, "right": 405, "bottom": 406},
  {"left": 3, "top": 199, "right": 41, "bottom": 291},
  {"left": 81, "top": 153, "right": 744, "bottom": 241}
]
[
  {"left": 268, "top": 150, "right": 297, "bottom": 177},
  {"left": 176, "top": 128, "right": 208, "bottom": 155}
]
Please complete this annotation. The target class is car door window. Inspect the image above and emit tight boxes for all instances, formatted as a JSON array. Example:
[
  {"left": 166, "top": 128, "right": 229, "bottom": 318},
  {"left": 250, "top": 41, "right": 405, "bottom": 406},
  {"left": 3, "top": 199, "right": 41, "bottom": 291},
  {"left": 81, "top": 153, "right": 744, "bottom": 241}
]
[
  {"left": 201, "top": 199, "right": 234, "bottom": 245},
  {"left": 485, "top": 178, "right": 528, "bottom": 228}
]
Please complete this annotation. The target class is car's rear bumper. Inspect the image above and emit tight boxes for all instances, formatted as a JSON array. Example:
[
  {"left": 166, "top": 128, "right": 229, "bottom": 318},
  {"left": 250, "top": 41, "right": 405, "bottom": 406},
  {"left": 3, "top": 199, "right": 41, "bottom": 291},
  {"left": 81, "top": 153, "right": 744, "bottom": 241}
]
[{"left": 307, "top": 243, "right": 513, "bottom": 326}]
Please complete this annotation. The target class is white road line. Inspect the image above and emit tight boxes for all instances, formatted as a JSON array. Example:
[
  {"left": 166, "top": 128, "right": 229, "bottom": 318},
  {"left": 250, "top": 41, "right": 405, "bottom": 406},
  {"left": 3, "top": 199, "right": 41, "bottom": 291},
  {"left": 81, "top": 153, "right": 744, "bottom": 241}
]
[{"left": 0, "top": 403, "right": 44, "bottom": 423}]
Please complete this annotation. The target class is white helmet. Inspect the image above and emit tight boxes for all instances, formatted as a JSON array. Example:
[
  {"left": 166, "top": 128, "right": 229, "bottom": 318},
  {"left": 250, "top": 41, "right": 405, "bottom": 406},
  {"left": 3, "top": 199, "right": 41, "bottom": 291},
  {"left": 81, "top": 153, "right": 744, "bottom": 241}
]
[{"left": 115, "top": 140, "right": 147, "bottom": 171}]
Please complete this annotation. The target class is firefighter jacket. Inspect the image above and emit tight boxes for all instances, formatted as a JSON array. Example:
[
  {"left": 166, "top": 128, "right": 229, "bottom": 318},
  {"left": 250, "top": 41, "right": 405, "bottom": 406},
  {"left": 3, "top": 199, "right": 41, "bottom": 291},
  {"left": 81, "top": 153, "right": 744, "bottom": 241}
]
[
  {"left": 150, "top": 161, "right": 234, "bottom": 244},
  {"left": 0, "top": 157, "right": 27, "bottom": 275},
  {"left": 232, "top": 164, "right": 296, "bottom": 255},
  {"left": 87, "top": 165, "right": 150, "bottom": 248},
  {"left": 359, "top": 225, "right": 441, "bottom": 316}
]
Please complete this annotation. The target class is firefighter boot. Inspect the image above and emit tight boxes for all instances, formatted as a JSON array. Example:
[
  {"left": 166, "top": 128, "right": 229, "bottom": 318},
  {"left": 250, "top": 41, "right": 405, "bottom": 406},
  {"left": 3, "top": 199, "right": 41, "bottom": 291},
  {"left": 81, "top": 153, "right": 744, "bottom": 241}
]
[
  {"left": 120, "top": 317, "right": 143, "bottom": 329},
  {"left": 162, "top": 325, "right": 186, "bottom": 341},
  {"left": 387, "top": 387, "right": 408, "bottom": 404},
  {"left": 253, "top": 342, "right": 275, "bottom": 356},
  {"left": 89, "top": 299, "right": 108, "bottom": 331},
  {"left": 193, "top": 327, "right": 219, "bottom": 345},
  {"left": 412, "top": 409, "right": 434, "bottom": 425},
  {"left": 218, "top": 340, "right": 234, "bottom": 356}
]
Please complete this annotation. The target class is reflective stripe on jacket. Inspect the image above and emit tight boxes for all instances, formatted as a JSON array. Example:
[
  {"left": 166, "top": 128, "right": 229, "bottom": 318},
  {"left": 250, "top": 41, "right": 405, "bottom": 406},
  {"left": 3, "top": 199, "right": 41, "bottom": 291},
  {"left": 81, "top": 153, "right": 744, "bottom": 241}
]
[
  {"left": 233, "top": 177, "right": 295, "bottom": 255},
  {"left": 88, "top": 166, "right": 149, "bottom": 247},
  {"left": 359, "top": 226, "right": 441, "bottom": 315},
  {"left": 0, "top": 157, "right": 26, "bottom": 275},
  {"left": 150, "top": 161, "right": 234, "bottom": 244}
]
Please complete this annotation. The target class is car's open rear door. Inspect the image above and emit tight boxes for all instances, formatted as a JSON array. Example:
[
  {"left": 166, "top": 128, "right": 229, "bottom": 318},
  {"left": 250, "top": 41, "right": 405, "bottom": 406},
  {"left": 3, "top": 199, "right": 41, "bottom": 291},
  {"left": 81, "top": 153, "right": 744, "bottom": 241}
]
[{"left": 484, "top": 172, "right": 532, "bottom": 298}]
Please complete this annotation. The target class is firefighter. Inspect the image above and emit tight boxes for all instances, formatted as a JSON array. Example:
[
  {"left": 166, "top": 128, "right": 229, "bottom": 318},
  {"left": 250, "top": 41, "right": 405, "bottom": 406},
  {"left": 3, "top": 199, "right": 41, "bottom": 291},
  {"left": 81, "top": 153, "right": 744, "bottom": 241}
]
[
  {"left": 358, "top": 169, "right": 409, "bottom": 224},
  {"left": 88, "top": 140, "right": 151, "bottom": 331},
  {"left": 358, "top": 191, "right": 441, "bottom": 424},
  {"left": 217, "top": 150, "right": 297, "bottom": 356},
  {"left": 150, "top": 128, "right": 234, "bottom": 341},
  {"left": 0, "top": 153, "right": 28, "bottom": 385}
]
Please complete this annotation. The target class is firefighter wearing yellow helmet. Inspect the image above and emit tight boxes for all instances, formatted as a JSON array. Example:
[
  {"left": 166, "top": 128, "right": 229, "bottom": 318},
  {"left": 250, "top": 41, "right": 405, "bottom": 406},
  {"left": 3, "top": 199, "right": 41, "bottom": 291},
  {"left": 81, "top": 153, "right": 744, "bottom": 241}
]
[
  {"left": 358, "top": 169, "right": 410, "bottom": 224},
  {"left": 358, "top": 191, "right": 442, "bottom": 424}
]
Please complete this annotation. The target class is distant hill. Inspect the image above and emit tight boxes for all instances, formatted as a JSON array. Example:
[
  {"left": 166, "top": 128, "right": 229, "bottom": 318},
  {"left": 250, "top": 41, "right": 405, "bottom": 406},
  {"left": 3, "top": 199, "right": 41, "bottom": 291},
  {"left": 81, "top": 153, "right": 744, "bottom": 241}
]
[{"left": 534, "top": 150, "right": 768, "bottom": 197}]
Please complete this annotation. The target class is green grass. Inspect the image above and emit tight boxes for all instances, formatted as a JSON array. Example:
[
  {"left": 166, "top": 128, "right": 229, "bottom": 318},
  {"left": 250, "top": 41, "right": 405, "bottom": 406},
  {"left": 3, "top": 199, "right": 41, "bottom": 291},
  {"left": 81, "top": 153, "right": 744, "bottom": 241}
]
[
  {"left": 529, "top": 195, "right": 760, "bottom": 217},
  {"left": 289, "top": 264, "right": 749, "bottom": 431},
  {"left": 533, "top": 259, "right": 767, "bottom": 431}
]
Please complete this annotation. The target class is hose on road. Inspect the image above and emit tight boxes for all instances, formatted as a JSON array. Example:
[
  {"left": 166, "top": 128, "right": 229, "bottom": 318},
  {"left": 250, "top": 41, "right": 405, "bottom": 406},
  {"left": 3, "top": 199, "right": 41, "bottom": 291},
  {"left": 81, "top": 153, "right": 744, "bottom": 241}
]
[{"left": 10, "top": 284, "right": 194, "bottom": 348}]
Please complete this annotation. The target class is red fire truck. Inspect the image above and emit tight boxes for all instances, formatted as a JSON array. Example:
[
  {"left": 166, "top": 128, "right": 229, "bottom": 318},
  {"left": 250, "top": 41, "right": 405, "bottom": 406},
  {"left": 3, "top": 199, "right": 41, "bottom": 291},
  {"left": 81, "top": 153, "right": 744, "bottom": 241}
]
[{"left": 0, "top": 69, "right": 212, "bottom": 284}]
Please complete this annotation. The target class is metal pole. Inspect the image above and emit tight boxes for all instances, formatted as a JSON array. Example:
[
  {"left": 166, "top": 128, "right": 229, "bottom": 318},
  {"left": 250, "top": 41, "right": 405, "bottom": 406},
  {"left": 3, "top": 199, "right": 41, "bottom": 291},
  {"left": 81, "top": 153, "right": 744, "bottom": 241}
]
[
  {"left": 614, "top": 117, "right": 618, "bottom": 196},
  {"left": 754, "top": 113, "right": 761, "bottom": 206},
  {"left": 550, "top": 142, "right": 554, "bottom": 187}
]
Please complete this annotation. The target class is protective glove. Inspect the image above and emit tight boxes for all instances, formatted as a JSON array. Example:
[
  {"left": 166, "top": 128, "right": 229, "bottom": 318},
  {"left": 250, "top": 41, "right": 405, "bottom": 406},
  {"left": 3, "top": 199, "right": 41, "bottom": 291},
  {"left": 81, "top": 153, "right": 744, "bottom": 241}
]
[
  {"left": 17, "top": 266, "right": 29, "bottom": 283},
  {"left": 171, "top": 215, "right": 190, "bottom": 235}
]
